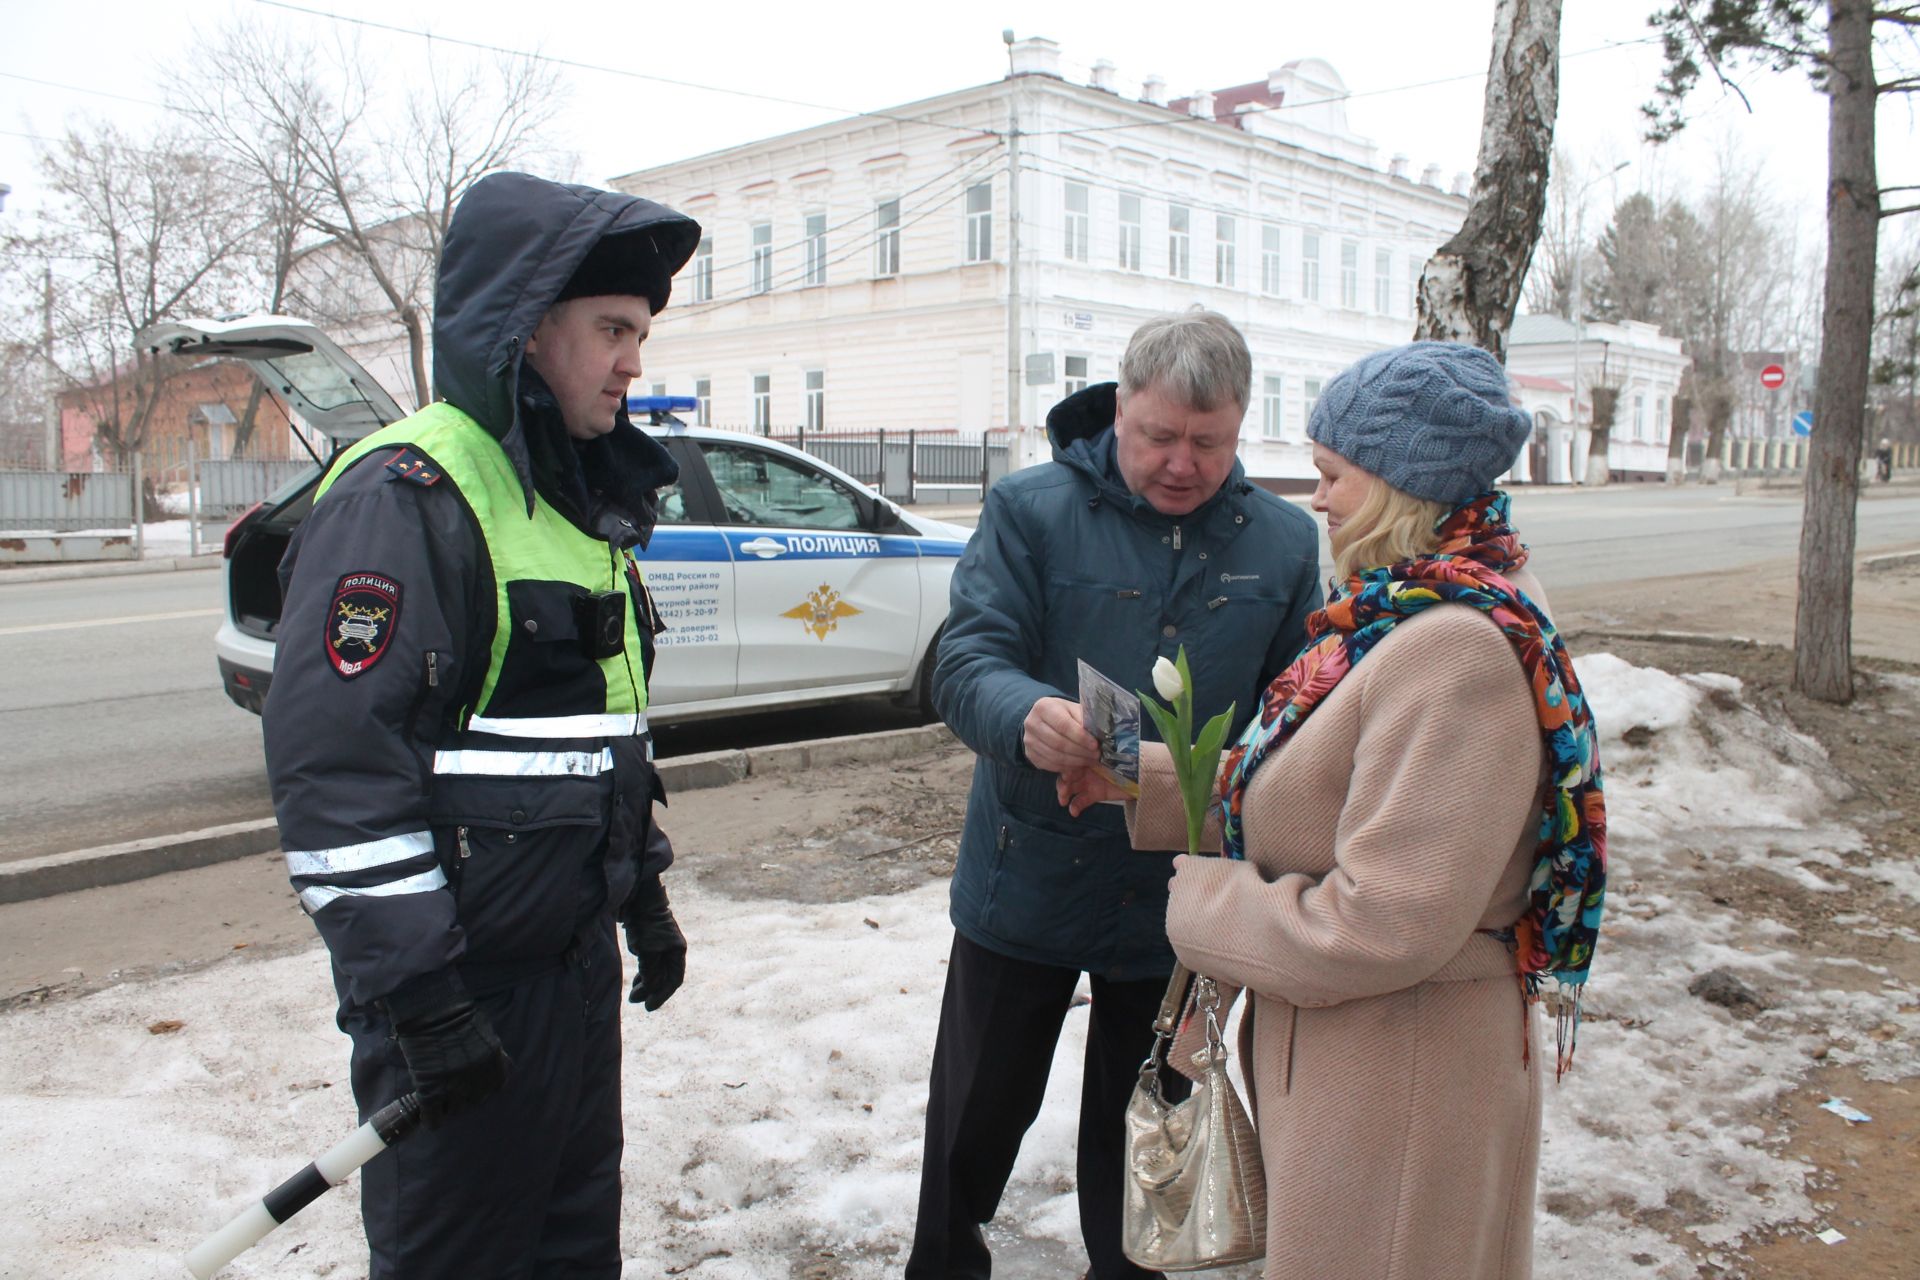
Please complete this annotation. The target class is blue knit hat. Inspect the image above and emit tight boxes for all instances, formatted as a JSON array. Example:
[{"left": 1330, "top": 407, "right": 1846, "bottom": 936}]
[{"left": 1307, "top": 341, "right": 1531, "bottom": 507}]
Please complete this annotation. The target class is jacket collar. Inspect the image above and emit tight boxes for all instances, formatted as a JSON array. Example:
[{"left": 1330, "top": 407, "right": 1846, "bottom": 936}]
[{"left": 1046, "top": 381, "right": 1254, "bottom": 524}]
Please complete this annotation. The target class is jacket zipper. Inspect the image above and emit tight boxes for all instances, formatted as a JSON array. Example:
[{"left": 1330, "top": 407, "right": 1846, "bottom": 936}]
[
  {"left": 426, "top": 652, "right": 439, "bottom": 687},
  {"left": 1172, "top": 524, "right": 1182, "bottom": 550}
]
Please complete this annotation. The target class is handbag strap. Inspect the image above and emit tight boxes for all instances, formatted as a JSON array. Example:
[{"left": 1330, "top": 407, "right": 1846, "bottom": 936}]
[{"left": 1152, "top": 963, "right": 1193, "bottom": 1036}]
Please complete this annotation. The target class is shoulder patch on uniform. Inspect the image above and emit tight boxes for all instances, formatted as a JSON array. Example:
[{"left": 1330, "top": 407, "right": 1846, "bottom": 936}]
[
  {"left": 383, "top": 447, "right": 441, "bottom": 487},
  {"left": 327, "top": 571, "right": 403, "bottom": 680}
]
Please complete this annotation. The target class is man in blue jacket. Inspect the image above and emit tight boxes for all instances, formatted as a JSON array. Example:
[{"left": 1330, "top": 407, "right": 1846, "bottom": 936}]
[{"left": 908, "top": 310, "right": 1322, "bottom": 1279}]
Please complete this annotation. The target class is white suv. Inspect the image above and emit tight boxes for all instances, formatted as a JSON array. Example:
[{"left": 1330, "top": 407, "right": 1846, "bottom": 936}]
[{"left": 141, "top": 316, "right": 971, "bottom": 726}]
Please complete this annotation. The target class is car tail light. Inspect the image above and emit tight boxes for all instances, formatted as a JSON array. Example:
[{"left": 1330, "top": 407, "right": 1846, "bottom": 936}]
[{"left": 223, "top": 502, "right": 264, "bottom": 560}]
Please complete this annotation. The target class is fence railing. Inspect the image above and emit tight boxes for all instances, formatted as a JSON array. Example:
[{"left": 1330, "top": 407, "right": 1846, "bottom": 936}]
[
  {"left": 0, "top": 468, "right": 136, "bottom": 533},
  {"left": 754, "top": 427, "right": 1013, "bottom": 503}
]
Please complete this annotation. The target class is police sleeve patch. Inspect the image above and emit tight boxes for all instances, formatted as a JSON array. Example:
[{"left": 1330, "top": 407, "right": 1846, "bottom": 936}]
[{"left": 326, "top": 572, "right": 402, "bottom": 679}]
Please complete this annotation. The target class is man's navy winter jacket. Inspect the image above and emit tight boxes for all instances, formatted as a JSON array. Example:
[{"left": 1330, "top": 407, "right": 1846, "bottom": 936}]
[{"left": 933, "top": 384, "right": 1322, "bottom": 980}]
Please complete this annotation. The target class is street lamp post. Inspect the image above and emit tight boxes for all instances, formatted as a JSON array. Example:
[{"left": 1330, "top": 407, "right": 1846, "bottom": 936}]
[{"left": 1570, "top": 160, "right": 1630, "bottom": 486}]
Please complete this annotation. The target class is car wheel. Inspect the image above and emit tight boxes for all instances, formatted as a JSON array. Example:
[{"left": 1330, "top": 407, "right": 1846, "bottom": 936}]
[{"left": 912, "top": 625, "right": 944, "bottom": 723}]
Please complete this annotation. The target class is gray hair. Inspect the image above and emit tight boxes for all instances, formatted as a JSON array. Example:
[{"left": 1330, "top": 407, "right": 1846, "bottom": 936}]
[{"left": 1117, "top": 308, "right": 1252, "bottom": 413}]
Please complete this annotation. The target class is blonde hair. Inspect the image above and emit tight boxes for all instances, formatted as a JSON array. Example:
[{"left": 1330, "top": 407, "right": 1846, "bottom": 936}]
[{"left": 1332, "top": 474, "right": 1453, "bottom": 581}]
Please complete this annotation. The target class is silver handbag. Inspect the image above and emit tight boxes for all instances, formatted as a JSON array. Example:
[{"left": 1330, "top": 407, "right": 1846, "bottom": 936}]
[{"left": 1121, "top": 964, "right": 1267, "bottom": 1272}]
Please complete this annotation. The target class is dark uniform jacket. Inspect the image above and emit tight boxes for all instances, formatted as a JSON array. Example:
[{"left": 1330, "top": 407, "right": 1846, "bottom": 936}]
[
  {"left": 264, "top": 175, "right": 699, "bottom": 1009},
  {"left": 933, "top": 383, "right": 1323, "bottom": 980}
]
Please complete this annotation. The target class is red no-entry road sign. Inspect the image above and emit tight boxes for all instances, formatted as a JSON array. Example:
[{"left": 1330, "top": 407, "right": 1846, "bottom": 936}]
[{"left": 1760, "top": 364, "right": 1786, "bottom": 389}]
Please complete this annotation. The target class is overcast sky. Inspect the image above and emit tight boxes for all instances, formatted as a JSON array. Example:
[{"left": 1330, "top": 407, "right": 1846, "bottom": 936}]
[{"left": 4, "top": 0, "right": 1917, "bottom": 258}]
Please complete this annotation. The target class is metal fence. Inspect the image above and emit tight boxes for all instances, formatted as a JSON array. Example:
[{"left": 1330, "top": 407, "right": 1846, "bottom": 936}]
[
  {"left": 0, "top": 468, "right": 136, "bottom": 533},
  {"left": 193, "top": 459, "right": 315, "bottom": 521},
  {"left": 760, "top": 428, "right": 1013, "bottom": 503}
]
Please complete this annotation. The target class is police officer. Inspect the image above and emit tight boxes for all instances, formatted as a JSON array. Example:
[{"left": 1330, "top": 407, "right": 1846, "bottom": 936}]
[{"left": 263, "top": 171, "right": 700, "bottom": 1277}]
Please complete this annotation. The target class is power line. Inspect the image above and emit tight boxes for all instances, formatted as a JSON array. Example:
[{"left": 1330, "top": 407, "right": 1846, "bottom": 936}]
[
  {"left": 0, "top": 71, "right": 177, "bottom": 113},
  {"left": 1032, "top": 36, "right": 1666, "bottom": 139},
  {"left": 678, "top": 148, "right": 1006, "bottom": 318},
  {"left": 252, "top": 0, "right": 1004, "bottom": 138},
  {"left": 682, "top": 142, "right": 1004, "bottom": 279}
]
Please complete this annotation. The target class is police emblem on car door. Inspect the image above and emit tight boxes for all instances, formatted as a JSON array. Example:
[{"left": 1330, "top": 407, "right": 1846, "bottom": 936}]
[{"left": 699, "top": 441, "right": 918, "bottom": 695}]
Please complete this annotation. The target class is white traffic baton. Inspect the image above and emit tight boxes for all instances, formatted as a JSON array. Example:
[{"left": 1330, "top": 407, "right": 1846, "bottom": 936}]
[{"left": 183, "top": 1093, "right": 421, "bottom": 1279}]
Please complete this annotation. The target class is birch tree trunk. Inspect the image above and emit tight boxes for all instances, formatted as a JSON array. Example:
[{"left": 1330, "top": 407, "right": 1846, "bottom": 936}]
[
  {"left": 1414, "top": 0, "right": 1562, "bottom": 360},
  {"left": 1793, "top": 0, "right": 1878, "bottom": 704}
]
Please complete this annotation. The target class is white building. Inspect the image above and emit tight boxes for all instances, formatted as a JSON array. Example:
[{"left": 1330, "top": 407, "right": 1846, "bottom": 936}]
[
  {"left": 1506, "top": 314, "right": 1691, "bottom": 483},
  {"left": 612, "top": 38, "right": 1469, "bottom": 489}
]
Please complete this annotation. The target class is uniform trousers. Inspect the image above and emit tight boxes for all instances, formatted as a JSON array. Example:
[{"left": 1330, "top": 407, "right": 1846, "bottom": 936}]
[
  {"left": 907, "top": 931, "right": 1189, "bottom": 1280},
  {"left": 342, "top": 920, "right": 624, "bottom": 1279}
]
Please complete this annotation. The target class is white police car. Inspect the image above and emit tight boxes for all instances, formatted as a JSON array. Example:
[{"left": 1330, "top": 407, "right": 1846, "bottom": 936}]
[{"left": 142, "top": 316, "right": 972, "bottom": 726}]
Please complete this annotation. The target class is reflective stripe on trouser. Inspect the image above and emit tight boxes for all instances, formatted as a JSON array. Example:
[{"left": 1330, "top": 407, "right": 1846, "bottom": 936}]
[{"left": 347, "top": 921, "right": 624, "bottom": 1280}]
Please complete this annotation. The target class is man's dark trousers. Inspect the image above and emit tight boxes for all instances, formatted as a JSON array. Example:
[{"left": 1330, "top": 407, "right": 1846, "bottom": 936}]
[
  {"left": 344, "top": 922, "right": 624, "bottom": 1279},
  {"left": 907, "top": 932, "right": 1190, "bottom": 1280}
]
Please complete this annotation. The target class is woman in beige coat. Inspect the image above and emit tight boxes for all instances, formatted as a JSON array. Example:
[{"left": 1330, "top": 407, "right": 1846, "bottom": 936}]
[{"left": 1061, "top": 341, "right": 1607, "bottom": 1280}]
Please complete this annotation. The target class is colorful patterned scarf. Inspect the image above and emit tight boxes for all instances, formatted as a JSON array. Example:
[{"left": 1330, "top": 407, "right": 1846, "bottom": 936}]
[{"left": 1216, "top": 491, "right": 1606, "bottom": 1072}]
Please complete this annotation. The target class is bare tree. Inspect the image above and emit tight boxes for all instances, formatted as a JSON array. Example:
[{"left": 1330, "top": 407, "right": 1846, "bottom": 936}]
[
  {"left": 2, "top": 123, "right": 261, "bottom": 470},
  {"left": 1520, "top": 146, "right": 1585, "bottom": 318},
  {"left": 1649, "top": 0, "right": 1920, "bottom": 703},
  {"left": 1415, "top": 0, "right": 1563, "bottom": 358},
  {"left": 172, "top": 21, "right": 340, "bottom": 455},
  {"left": 179, "top": 19, "right": 569, "bottom": 409}
]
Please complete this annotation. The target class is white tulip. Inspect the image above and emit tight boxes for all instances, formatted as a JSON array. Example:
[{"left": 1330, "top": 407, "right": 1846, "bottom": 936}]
[{"left": 1151, "top": 656, "right": 1183, "bottom": 702}]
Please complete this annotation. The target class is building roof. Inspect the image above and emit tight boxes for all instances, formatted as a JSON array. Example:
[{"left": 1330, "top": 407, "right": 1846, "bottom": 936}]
[
  {"left": 1509, "top": 313, "right": 1578, "bottom": 344},
  {"left": 1168, "top": 79, "right": 1280, "bottom": 128},
  {"left": 1510, "top": 373, "right": 1572, "bottom": 392}
]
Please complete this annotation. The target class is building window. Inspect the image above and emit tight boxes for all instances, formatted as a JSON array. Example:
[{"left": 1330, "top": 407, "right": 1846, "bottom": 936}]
[
  {"left": 750, "top": 222, "right": 773, "bottom": 295},
  {"left": 875, "top": 199, "right": 901, "bottom": 277},
  {"left": 804, "top": 212, "right": 827, "bottom": 286},
  {"left": 1340, "top": 241, "right": 1359, "bottom": 309},
  {"left": 1215, "top": 215, "right": 1237, "bottom": 287},
  {"left": 1261, "top": 224, "right": 1282, "bottom": 295},
  {"left": 1064, "top": 182, "right": 1090, "bottom": 262},
  {"left": 650, "top": 381, "right": 666, "bottom": 398},
  {"left": 1656, "top": 397, "right": 1669, "bottom": 444},
  {"left": 1300, "top": 233, "right": 1320, "bottom": 300},
  {"left": 1375, "top": 248, "right": 1392, "bottom": 314},
  {"left": 752, "top": 374, "right": 771, "bottom": 432},
  {"left": 805, "top": 369, "right": 825, "bottom": 431},
  {"left": 1118, "top": 193, "right": 1142, "bottom": 272},
  {"left": 1634, "top": 393, "right": 1647, "bottom": 441},
  {"left": 1262, "top": 375, "right": 1284, "bottom": 439},
  {"left": 693, "top": 237, "right": 713, "bottom": 303},
  {"left": 1409, "top": 255, "right": 1422, "bottom": 316},
  {"left": 1064, "top": 354, "right": 1089, "bottom": 396},
  {"left": 1303, "top": 377, "right": 1323, "bottom": 430},
  {"left": 965, "top": 183, "right": 992, "bottom": 263},
  {"left": 694, "top": 377, "right": 711, "bottom": 427},
  {"left": 1169, "top": 204, "right": 1191, "bottom": 280}
]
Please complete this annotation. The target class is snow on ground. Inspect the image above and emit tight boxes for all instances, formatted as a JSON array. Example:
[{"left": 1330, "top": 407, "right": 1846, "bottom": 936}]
[{"left": 2, "top": 656, "right": 1917, "bottom": 1278}]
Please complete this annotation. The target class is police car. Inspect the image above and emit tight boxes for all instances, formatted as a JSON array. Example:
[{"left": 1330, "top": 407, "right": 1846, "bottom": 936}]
[{"left": 143, "top": 316, "right": 973, "bottom": 726}]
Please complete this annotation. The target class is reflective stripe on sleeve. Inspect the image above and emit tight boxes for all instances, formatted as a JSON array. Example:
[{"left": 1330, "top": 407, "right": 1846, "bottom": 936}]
[
  {"left": 285, "top": 830, "right": 436, "bottom": 879},
  {"left": 432, "top": 747, "right": 615, "bottom": 777},
  {"left": 298, "top": 867, "right": 448, "bottom": 914},
  {"left": 464, "top": 712, "right": 648, "bottom": 739}
]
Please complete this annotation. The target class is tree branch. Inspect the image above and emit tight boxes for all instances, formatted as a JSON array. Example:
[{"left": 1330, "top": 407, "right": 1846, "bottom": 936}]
[{"left": 1882, "top": 203, "right": 1920, "bottom": 218}]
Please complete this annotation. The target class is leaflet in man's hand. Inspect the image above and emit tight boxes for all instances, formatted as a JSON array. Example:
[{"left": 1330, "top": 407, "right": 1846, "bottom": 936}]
[{"left": 1077, "top": 659, "right": 1141, "bottom": 796}]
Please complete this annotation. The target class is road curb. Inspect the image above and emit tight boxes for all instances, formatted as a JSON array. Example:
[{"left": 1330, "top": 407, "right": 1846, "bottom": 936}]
[
  {"left": 1864, "top": 549, "right": 1920, "bottom": 573},
  {"left": 0, "top": 553, "right": 221, "bottom": 585},
  {"left": 0, "top": 723, "right": 960, "bottom": 904}
]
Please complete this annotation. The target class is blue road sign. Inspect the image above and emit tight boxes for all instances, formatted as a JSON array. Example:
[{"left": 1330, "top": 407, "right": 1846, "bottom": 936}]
[{"left": 1792, "top": 410, "right": 1814, "bottom": 437}]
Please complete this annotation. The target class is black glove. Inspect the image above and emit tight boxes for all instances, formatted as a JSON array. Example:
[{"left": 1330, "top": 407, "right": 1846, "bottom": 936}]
[
  {"left": 380, "top": 968, "right": 510, "bottom": 1130},
  {"left": 621, "top": 875, "right": 687, "bottom": 1011}
]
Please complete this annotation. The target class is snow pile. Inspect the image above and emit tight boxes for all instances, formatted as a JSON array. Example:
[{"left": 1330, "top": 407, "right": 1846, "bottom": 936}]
[{"left": 0, "top": 656, "right": 1915, "bottom": 1278}]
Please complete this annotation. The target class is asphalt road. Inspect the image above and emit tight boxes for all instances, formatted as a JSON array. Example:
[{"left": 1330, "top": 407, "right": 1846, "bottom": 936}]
[{"left": 2, "top": 482, "right": 1917, "bottom": 863}]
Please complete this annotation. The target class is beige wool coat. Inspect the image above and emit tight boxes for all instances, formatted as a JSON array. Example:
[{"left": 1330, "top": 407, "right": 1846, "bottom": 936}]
[{"left": 1125, "top": 572, "right": 1552, "bottom": 1280}]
